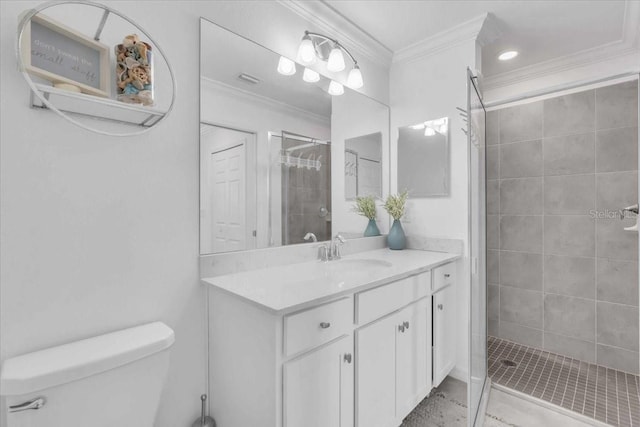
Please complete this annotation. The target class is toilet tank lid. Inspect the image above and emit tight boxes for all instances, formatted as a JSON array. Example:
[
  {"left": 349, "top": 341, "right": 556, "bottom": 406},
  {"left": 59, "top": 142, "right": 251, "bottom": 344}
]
[{"left": 0, "top": 321, "right": 175, "bottom": 396}]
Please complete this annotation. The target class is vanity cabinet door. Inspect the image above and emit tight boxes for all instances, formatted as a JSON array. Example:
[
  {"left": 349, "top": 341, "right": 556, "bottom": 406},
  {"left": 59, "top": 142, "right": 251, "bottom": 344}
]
[
  {"left": 433, "top": 284, "right": 456, "bottom": 387},
  {"left": 355, "top": 313, "right": 397, "bottom": 427},
  {"left": 284, "top": 336, "right": 353, "bottom": 427},
  {"left": 395, "top": 298, "right": 431, "bottom": 420}
]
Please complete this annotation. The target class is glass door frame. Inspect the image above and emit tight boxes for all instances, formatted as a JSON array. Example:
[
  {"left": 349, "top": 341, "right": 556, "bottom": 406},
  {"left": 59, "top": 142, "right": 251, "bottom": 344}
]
[{"left": 466, "top": 67, "right": 490, "bottom": 427}]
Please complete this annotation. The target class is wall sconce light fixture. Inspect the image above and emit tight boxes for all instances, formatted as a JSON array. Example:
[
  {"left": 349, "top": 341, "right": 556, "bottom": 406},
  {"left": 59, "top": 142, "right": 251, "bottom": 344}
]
[
  {"left": 276, "top": 31, "right": 363, "bottom": 95},
  {"left": 297, "top": 30, "right": 364, "bottom": 90}
]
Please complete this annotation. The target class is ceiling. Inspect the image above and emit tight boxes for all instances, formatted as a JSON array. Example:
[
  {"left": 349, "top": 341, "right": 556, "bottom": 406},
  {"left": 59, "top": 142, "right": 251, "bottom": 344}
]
[{"left": 323, "top": 0, "right": 630, "bottom": 76}]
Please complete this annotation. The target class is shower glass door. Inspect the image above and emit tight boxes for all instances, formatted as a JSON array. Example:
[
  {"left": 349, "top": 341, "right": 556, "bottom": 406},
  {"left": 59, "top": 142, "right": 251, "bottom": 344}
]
[
  {"left": 467, "top": 68, "right": 488, "bottom": 426},
  {"left": 280, "top": 131, "right": 332, "bottom": 245}
]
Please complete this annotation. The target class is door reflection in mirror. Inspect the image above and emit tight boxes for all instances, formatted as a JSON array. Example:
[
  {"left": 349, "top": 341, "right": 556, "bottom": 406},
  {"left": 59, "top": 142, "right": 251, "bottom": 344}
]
[{"left": 200, "top": 124, "right": 257, "bottom": 254}]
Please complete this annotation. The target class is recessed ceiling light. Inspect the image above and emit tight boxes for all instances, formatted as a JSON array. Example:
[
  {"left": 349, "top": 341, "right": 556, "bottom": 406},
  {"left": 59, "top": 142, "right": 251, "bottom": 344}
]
[{"left": 498, "top": 50, "right": 518, "bottom": 61}]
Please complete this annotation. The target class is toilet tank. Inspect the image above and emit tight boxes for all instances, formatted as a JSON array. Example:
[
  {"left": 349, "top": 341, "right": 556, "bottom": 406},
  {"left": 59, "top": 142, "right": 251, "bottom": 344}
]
[{"left": 0, "top": 322, "right": 175, "bottom": 427}]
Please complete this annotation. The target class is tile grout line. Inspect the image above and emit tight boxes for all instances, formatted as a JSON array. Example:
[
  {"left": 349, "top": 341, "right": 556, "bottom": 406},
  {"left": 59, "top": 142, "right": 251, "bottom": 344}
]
[
  {"left": 537, "top": 352, "right": 557, "bottom": 398},
  {"left": 623, "top": 370, "right": 632, "bottom": 426},
  {"left": 542, "top": 104, "right": 546, "bottom": 352},
  {"left": 497, "top": 124, "right": 639, "bottom": 149}
]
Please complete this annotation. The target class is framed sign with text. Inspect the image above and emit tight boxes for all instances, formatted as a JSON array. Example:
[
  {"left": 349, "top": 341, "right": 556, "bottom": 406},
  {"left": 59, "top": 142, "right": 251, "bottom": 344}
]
[{"left": 20, "top": 13, "right": 110, "bottom": 97}]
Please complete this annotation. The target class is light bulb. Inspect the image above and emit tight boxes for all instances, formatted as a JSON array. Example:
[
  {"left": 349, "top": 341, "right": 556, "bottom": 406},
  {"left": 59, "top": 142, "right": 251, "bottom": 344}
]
[
  {"left": 277, "top": 56, "right": 296, "bottom": 76},
  {"left": 303, "top": 68, "right": 320, "bottom": 83},
  {"left": 498, "top": 50, "right": 518, "bottom": 61},
  {"left": 298, "top": 34, "right": 316, "bottom": 64},
  {"left": 327, "top": 45, "right": 346, "bottom": 72},
  {"left": 347, "top": 64, "right": 363, "bottom": 89},
  {"left": 328, "top": 80, "right": 344, "bottom": 96},
  {"left": 424, "top": 127, "right": 436, "bottom": 136}
]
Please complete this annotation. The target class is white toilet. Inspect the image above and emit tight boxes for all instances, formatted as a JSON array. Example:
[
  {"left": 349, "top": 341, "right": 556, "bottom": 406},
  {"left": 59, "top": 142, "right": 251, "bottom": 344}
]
[{"left": 0, "top": 321, "right": 175, "bottom": 427}]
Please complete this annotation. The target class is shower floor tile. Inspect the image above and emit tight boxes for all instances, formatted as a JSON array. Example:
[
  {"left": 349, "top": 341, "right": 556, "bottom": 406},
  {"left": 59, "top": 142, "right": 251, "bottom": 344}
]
[{"left": 488, "top": 336, "right": 640, "bottom": 426}]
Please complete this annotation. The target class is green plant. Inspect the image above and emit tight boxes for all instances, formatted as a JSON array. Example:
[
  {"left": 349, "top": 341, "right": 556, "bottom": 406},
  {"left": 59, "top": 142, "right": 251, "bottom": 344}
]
[
  {"left": 353, "top": 196, "right": 377, "bottom": 220},
  {"left": 383, "top": 190, "right": 409, "bottom": 220}
]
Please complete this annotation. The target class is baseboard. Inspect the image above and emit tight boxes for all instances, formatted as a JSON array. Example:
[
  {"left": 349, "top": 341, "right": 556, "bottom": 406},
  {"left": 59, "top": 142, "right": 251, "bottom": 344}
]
[
  {"left": 492, "top": 383, "right": 610, "bottom": 427},
  {"left": 449, "top": 366, "right": 467, "bottom": 383}
]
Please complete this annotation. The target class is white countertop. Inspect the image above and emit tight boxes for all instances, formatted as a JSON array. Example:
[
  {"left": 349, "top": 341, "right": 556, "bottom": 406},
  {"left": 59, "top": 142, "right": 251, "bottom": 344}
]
[{"left": 201, "top": 249, "right": 460, "bottom": 314}]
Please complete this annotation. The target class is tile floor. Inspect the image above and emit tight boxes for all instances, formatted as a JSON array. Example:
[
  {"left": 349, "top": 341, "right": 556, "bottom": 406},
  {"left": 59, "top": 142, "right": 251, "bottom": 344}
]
[
  {"left": 489, "top": 336, "right": 640, "bottom": 426},
  {"left": 401, "top": 375, "right": 593, "bottom": 427}
]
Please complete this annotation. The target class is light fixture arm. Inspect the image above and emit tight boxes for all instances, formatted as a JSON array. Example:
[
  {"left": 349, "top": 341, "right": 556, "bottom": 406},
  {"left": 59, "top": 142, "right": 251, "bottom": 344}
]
[{"left": 304, "top": 31, "right": 358, "bottom": 65}]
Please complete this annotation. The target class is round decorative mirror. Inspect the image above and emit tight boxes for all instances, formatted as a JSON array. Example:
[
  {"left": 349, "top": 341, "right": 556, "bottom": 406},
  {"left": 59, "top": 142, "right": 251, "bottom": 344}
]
[{"left": 17, "top": 1, "right": 176, "bottom": 136}]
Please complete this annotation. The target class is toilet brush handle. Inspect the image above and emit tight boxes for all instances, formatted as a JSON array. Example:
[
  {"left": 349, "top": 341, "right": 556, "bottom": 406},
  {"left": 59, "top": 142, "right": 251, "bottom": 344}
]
[{"left": 201, "top": 394, "right": 207, "bottom": 424}]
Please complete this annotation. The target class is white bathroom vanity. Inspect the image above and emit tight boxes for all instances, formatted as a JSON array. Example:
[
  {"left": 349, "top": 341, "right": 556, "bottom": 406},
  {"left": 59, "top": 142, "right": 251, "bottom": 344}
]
[{"left": 202, "top": 248, "right": 459, "bottom": 427}]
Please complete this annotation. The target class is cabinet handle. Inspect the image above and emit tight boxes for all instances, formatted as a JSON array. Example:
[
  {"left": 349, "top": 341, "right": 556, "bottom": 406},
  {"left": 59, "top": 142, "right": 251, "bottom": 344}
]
[
  {"left": 403, "top": 321, "right": 410, "bottom": 330},
  {"left": 438, "top": 304, "right": 444, "bottom": 310},
  {"left": 398, "top": 324, "right": 405, "bottom": 333},
  {"left": 319, "top": 322, "right": 331, "bottom": 329},
  {"left": 343, "top": 353, "right": 352, "bottom": 364},
  {"left": 444, "top": 274, "right": 451, "bottom": 278}
]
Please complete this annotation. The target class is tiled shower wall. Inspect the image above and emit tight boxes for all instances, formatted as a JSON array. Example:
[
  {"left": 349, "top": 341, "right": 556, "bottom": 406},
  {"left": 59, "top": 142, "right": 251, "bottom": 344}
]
[
  {"left": 487, "top": 80, "right": 639, "bottom": 374},
  {"left": 282, "top": 143, "right": 332, "bottom": 245}
]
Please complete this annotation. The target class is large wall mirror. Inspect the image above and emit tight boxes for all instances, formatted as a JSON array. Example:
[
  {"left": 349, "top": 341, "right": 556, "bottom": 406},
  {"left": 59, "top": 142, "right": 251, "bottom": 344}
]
[
  {"left": 200, "top": 18, "right": 390, "bottom": 255},
  {"left": 398, "top": 117, "right": 450, "bottom": 197}
]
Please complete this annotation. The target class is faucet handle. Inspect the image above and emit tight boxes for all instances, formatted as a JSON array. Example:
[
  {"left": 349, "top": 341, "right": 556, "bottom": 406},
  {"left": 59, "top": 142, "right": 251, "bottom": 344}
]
[
  {"left": 332, "top": 234, "right": 347, "bottom": 259},
  {"left": 316, "top": 244, "right": 329, "bottom": 261}
]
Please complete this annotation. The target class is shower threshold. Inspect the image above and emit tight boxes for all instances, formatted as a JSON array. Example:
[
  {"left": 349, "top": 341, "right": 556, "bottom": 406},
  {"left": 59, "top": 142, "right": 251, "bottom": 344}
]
[{"left": 488, "top": 336, "right": 640, "bottom": 427}]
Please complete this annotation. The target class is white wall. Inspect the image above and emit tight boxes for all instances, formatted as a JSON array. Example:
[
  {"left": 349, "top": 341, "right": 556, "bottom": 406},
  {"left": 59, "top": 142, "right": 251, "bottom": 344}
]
[
  {"left": 390, "top": 39, "right": 479, "bottom": 379},
  {"left": 0, "top": 2, "right": 389, "bottom": 426}
]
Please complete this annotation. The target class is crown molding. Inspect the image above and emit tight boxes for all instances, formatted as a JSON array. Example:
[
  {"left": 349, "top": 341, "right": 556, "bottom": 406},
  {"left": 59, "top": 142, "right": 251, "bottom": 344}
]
[
  {"left": 623, "top": 0, "right": 640, "bottom": 48},
  {"left": 484, "top": 0, "right": 640, "bottom": 90},
  {"left": 392, "top": 13, "right": 494, "bottom": 64},
  {"left": 200, "top": 76, "right": 330, "bottom": 127},
  {"left": 276, "top": 0, "right": 393, "bottom": 68}
]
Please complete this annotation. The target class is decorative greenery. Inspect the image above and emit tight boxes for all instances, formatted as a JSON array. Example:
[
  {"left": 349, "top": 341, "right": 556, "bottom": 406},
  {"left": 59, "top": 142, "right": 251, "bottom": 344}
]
[
  {"left": 383, "top": 190, "right": 409, "bottom": 220},
  {"left": 353, "top": 196, "right": 377, "bottom": 220}
]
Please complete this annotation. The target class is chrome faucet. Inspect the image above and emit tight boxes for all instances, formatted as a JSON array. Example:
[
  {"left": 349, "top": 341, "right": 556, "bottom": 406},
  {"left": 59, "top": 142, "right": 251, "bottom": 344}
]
[
  {"left": 331, "top": 234, "right": 347, "bottom": 260},
  {"left": 304, "top": 232, "right": 318, "bottom": 242},
  {"left": 621, "top": 204, "right": 639, "bottom": 219}
]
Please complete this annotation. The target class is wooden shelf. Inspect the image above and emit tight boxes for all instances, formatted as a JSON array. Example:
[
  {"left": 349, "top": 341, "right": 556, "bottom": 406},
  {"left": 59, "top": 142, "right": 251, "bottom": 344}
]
[{"left": 30, "top": 83, "right": 166, "bottom": 128}]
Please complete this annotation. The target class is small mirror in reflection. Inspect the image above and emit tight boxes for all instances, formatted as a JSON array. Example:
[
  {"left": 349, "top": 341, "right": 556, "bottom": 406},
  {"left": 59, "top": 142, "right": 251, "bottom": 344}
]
[{"left": 398, "top": 117, "right": 449, "bottom": 197}]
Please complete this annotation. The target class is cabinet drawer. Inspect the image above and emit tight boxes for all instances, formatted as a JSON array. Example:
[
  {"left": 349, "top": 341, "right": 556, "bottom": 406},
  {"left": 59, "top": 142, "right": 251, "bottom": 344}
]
[
  {"left": 432, "top": 262, "right": 455, "bottom": 292},
  {"left": 284, "top": 297, "right": 352, "bottom": 357},
  {"left": 356, "top": 273, "right": 430, "bottom": 325}
]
